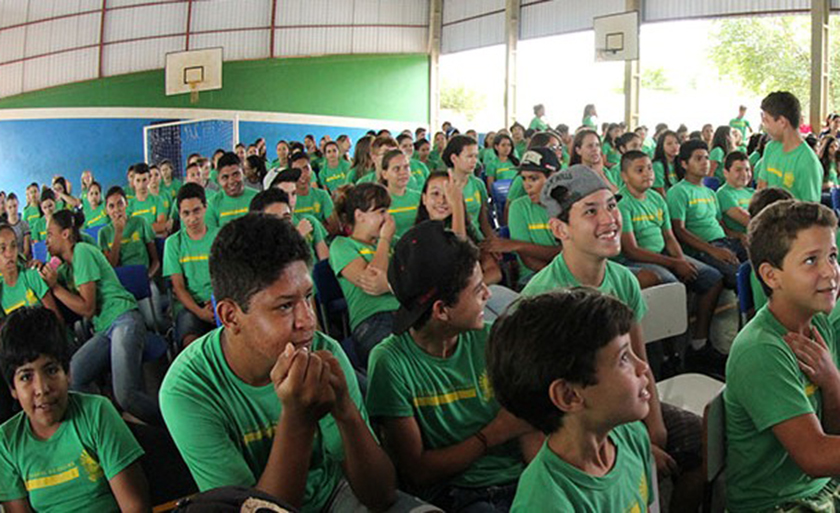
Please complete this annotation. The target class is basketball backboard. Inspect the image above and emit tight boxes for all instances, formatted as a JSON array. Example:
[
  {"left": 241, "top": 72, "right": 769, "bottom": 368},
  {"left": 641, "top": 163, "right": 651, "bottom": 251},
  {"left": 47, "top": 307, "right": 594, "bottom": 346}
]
[
  {"left": 594, "top": 11, "right": 639, "bottom": 62},
  {"left": 165, "top": 47, "right": 223, "bottom": 101}
]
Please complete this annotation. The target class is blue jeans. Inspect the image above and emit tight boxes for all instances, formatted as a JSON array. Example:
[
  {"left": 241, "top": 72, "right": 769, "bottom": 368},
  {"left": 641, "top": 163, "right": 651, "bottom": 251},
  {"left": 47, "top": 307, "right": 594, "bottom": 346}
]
[
  {"left": 692, "top": 238, "right": 747, "bottom": 289},
  {"left": 624, "top": 255, "right": 722, "bottom": 294},
  {"left": 175, "top": 308, "right": 215, "bottom": 346},
  {"left": 431, "top": 482, "right": 518, "bottom": 513},
  {"left": 352, "top": 311, "right": 396, "bottom": 371},
  {"left": 70, "top": 309, "right": 161, "bottom": 424}
]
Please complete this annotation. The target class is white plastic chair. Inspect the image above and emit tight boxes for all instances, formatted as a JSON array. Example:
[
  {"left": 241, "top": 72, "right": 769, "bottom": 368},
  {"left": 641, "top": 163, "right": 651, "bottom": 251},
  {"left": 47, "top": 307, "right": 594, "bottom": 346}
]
[
  {"left": 703, "top": 387, "right": 727, "bottom": 513},
  {"left": 640, "top": 283, "right": 724, "bottom": 418}
]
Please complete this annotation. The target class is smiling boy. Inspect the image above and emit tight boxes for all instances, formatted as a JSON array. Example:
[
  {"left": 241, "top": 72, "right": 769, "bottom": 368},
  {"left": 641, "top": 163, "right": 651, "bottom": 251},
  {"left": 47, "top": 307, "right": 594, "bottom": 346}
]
[{"left": 206, "top": 152, "right": 258, "bottom": 228}]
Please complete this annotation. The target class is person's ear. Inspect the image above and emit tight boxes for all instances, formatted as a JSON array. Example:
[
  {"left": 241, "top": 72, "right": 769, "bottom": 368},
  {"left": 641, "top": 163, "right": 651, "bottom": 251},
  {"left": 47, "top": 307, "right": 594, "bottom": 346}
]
[
  {"left": 430, "top": 299, "right": 449, "bottom": 323},
  {"left": 758, "top": 261, "right": 782, "bottom": 292},
  {"left": 549, "top": 217, "right": 569, "bottom": 242},
  {"left": 217, "top": 298, "right": 242, "bottom": 334},
  {"left": 548, "top": 378, "right": 584, "bottom": 414},
  {"left": 10, "top": 386, "right": 17, "bottom": 401}
]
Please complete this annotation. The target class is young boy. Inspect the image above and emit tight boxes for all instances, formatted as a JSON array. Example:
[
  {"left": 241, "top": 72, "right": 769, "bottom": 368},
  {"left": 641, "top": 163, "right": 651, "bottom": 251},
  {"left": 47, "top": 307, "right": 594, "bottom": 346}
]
[
  {"left": 288, "top": 151, "right": 335, "bottom": 229},
  {"left": 755, "top": 91, "right": 822, "bottom": 202},
  {"left": 366, "top": 221, "right": 539, "bottom": 510},
  {"left": 716, "top": 151, "right": 755, "bottom": 241},
  {"left": 163, "top": 183, "right": 220, "bottom": 348},
  {"left": 486, "top": 289, "right": 654, "bottom": 511},
  {"left": 268, "top": 169, "right": 330, "bottom": 262},
  {"left": 127, "top": 163, "right": 167, "bottom": 235},
  {"left": 0, "top": 306, "right": 149, "bottom": 512},
  {"left": 160, "top": 214, "right": 409, "bottom": 513},
  {"left": 5, "top": 193, "right": 31, "bottom": 260},
  {"left": 521, "top": 164, "right": 704, "bottom": 511},
  {"left": 729, "top": 104, "right": 752, "bottom": 139},
  {"left": 23, "top": 183, "right": 40, "bottom": 227},
  {"left": 725, "top": 200, "right": 840, "bottom": 511},
  {"left": 667, "top": 139, "right": 746, "bottom": 289},
  {"left": 618, "top": 151, "right": 726, "bottom": 374},
  {"left": 206, "top": 152, "right": 258, "bottom": 227},
  {"left": 745, "top": 188, "right": 795, "bottom": 314}
]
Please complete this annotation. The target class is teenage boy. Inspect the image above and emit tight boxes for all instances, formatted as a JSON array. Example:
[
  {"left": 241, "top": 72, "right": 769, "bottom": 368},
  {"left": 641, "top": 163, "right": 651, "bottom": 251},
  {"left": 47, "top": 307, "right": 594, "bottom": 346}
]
[
  {"left": 127, "top": 163, "right": 167, "bottom": 235},
  {"left": 206, "top": 152, "right": 258, "bottom": 227},
  {"left": 729, "top": 105, "right": 752, "bottom": 139},
  {"left": 667, "top": 139, "right": 747, "bottom": 289},
  {"left": 160, "top": 214, "right": 412, "bottom": 513},
  {"left": 0, "top": 307, "right": 149, "bottom": 512},
  {"left": 499, "top": 148, "right": 563, "bottom": 283},
  {"left": 366, "top": 221, "right": 540, "bottom": 511},
  {"left": 716, "top": 151, "right": 755, "bottom": 241},
  {"left": 755, "top": 91, "right": 822, "bottom": 202},
  {"left": 725, "top": 200, "right": 840, "bottom": 511},
  {"left": 163, "top": 184, "right": 220, "bottom": 348},
  {"left": 521, "top": 164, "right": 704, "bottom": 511},
  {"left": 5, "top": 194, "right": 31, "bottom": 260},
  {"left": 288, "top": 151, "right": 335, "bottom": 229},
  {"left": 618, "top": 151, "right": 726, "bottom": 374},
  {"left": 268, "top": 169, "right": 330, "bottom": 262},
  {"left": 486, "top": 289, "right": 654, "bottom": 511}
]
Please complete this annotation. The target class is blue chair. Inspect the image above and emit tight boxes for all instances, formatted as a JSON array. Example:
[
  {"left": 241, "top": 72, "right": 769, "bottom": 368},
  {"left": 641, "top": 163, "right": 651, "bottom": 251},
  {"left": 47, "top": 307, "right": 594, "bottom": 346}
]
[
  {"left": 702, "top": 177, "right": 721, "bottom": 191},
  {"left": 83, "top": 225, "right": 104, "bottom": 244},
  {"left": 736, "top": 261, "right": 754, "bottom": 328},
  {"left": 211, "top": 293, "right": 221, "bottom": 327},
  {"left": 32, "top": 241, "right": 48, "bottom": 263},
  {"left": 831, "top": 188, "right": 840, "bottom": 217},
  {"left": 491, "top": 179, "right": 513, "bottom": 227},
  {"left": 115, "top": 265, "right": 159, "bottom": 333},
  {"left": 312, "top": 260, "right": 350, "bottom": 340}
]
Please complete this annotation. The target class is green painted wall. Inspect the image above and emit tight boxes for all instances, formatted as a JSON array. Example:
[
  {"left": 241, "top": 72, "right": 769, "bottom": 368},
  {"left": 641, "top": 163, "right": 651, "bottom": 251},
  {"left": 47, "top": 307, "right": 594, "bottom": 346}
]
[{"left": 0, "top": 54, "right": 429, "bottom": 122}]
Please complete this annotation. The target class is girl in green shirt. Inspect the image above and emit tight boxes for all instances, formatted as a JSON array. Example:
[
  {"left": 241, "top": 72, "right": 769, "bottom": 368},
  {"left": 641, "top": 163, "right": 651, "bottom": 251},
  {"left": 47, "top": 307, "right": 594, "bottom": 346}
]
[
  {"left": 30, "top": 189, "right": 57, "bottom": 242},
  {"left": 51, "top": 176, "right": 80, "bottom": 211},
  {"left": 601, "top": 123, "right": 622, "bottom": 170},
  {"left": 652, "top": 130, "right": 680, "bottom": 196},
  {"left": 348, "top": 135, "right": 375, "bottom": 183},
  {"left": 380, "top": 150, "right": 421, "bottom": 240},
  {"left": 83, "top": 181, "right": 108, "bottom": 229},
  {"left": 570, "top": 129, "right": 619, "bottom": 194},
  {"left": 709, "top": 125, "right": 735, "bottom": 182},
  {"left": 159, "top": 159, "right": 183, "bottom": 201},
  {"left": 582, "top": 103, "right": 598, "bottom": 129},
  {"left": 485, "top": 133, "right": 519, "bottom": 190},
  {"left": 320, "top": 140, "right": 351, "bottom": 194},
  {"left": 0, "top": 225, "right": 61, "bottom": 319},
  {"left": 329, "top": 183, "right": 399, "bottom": 367},
  {"left": 818, "top": 135, "right": 838, "bottom": 191}
]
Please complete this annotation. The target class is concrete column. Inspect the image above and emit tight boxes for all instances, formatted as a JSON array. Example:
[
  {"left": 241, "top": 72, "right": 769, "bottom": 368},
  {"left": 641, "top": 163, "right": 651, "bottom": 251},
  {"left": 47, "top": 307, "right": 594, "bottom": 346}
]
[
  {"left": 624, "top": 0, "right": 641, "bottom": 130},
  {"left": 504, "top": 0, "right": 520, "bottom": 127},
  {"left": 428, "top": 0, "right": 443, "bottom": 132},
  {"left": 811, "top": 0, "right": 830, "bottom": 132}
]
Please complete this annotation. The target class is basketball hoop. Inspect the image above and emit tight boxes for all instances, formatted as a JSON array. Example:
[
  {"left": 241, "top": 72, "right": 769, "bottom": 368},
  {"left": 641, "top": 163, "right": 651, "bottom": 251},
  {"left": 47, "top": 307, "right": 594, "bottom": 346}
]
[
  {"left": 189, "top": 80, "right": 200, "bottom": 104},
  {"left": 165, "top": 48, "right": 223, "bottom": 102}
]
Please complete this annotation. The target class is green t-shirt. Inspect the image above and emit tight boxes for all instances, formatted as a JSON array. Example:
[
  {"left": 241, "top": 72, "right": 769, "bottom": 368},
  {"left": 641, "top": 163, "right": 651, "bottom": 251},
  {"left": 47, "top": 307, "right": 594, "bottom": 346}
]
[
  {"left": 347, "top": 166, "right": 374, "bottom": 184},
  {"left": 97, "top": 216, "right": 153, "bottom": 268},
  {"left": 605, "top": 166, "right": 624, "bottom": 189},
  {"left": 463, "top": 175, "right": 489, "bottom": 241},
  {"left": 410, "top": 159, "right": 430, "bottom": 188},
  {"left": 652, "top": 160, "right": 677, "bottom": 190},
  {"left": 163, "top": 226, "right": 219, "bottom": 311},
  {"left": 329, "top": 236, "right": 400, "bottom": 330},
  {"left": 618, "top": 190, "right": 671, "bottom": 254},
  {"left": 294, "top": 188, "right": 334, "bottom": 227},
  {"left": 529, "top": 117, "right": 549, "bottom": 131},
  {"left": 521, "top": 253, "right": 647, "bottom": 322},
  {"left": 716, "top": 184, "right": 754, "bottom": 234},
  {"left": 388, "top": 189, "right": 422, "bottom": 240},
  {"left": 0, "top": 392, "right": 144, "bottom": 512},
  {"left": 750, "top": 269, "right": 768, "bottom": 312},
  {"left": 207, "top": 188, "right": 258, "bottom": 228},
  {"left": 666, "top": 179, "right": 726, "bottom": 246},
  {"left": 749, "top": 151, "right": 762, "bottom": 169},
  {"left": 31, "top": 216, "right": 47, "bottom": 242},
  {"left": 478, "top": 147, "right": 494, "bottom": 165},
  {"left": 83, "top": 203, "right": 108, "bottom": 228},
  {"left": 152, "top": 192, "right": 171, "bottom": 220},
  {"left": 602, "top": 141, "right": 621, "bottom": 169},
  {"left": 507, "top": 196, "right": 558, "bottom": 280},
  {"left": 583, "top": 115, "right": 597, "bottom": 128},
  {"left": 23, "top": 205, "right": 40, "bottom": 226},
  {"left": 160, "top": 179, "right": 183, "bottom": 201},
  {"left": 319, "top": 160, "right": 351, "bottom": 194},
  {"left": 294, "top": 213, "right": 327, "bottom": 259},
  {"left": 1, "top": 265, "right": 50, "bottom": 315},
  {"left": 366, "top": 324, "right": 524, "bottom": 494},
  {"left": 485, "top": 158, "right": 518, "bottom": 181},
  {"left": 729, "top": 116, "right": 751, "bottom": 138},
  {"left": 514, "top": 141, "right": 527, "bottom": 161},
  {"left": 58, "top": 242, "right": 137, "bottom": 333},
  {"left": 725, "top": 307, "right": 837, "bottom": 511},
  {"left": 642, "top": 138, "right": 656, "bottom": 159},
  {"left": 506, "top": 175, "right": 526, "bottom": 204},
  {"left": 127, "top": 194, "right": 164, "bottom": 227},
  {"left": 511, "top": 422, "right": 653, "bottom": 512},
  {"left": 755, "top": 140, "right": 822, "bottom": 202},
  {"left": 709, "top": 146, "right": 726, "bottom": 182},
  {"left": 160, "top": 329, "right": 366, "bottom": 513}
]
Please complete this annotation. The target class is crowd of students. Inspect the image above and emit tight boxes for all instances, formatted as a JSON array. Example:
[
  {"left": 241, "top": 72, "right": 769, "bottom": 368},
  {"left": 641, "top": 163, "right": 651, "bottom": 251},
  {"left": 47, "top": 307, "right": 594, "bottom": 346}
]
[{"left": 0, "top": 88, "right": 838, "bottom": 512}]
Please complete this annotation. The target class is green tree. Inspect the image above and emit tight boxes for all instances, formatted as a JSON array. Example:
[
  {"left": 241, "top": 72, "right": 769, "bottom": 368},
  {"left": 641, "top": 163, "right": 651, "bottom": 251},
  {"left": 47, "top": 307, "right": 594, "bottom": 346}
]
[
  {"left": 440, "top": 80, "right": 487, "bottom": 122},
  {"left": 708, "top": 16, "right": 840, "bottom": 112}
]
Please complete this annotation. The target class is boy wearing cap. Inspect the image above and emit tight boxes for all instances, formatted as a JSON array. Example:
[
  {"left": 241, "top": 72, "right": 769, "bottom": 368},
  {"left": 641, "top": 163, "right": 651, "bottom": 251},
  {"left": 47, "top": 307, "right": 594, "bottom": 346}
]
[
  {"left": 206, "top": 152, "right": 258, "bottom": 227},
  {"left": 289, "top": 151, "right": 335, "bottom": 228},
  {"left": 366, "top": 221, "right": 540, "bottom": 511},
  {"left": 521, "top": 164, "right": 705, "bottom": 512}
]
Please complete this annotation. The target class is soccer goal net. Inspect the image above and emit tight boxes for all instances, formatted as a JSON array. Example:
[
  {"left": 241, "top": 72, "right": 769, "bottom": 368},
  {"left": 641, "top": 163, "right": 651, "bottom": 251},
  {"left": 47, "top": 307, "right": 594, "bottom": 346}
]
[{"left": 143, "top": 117, "right": 239, "bottom": 178}]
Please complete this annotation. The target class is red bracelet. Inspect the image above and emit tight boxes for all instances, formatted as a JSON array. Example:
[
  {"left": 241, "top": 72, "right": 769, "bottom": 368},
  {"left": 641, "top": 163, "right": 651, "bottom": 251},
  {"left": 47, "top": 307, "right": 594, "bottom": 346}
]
[{"left": 475, "top": 431, "right": 489, "bottom": 452}]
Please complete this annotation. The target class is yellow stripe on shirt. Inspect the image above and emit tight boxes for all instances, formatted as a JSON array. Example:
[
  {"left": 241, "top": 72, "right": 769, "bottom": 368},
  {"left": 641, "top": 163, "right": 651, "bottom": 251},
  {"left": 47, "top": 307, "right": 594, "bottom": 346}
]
[
  {"left": 179, "top": 255, "right": 209, "bottom": 263},
  {"left": 26, "top": 467, "right": 79, "bottom": 491},
  {"left": 389, "top": 206, "right": 418, "bottom": 214},
  {"left": 413, "top": 387, "right": 477, "bottom": 407},
  {"left": 527, "top": 223, "right": 550, "bottom": 230},
  {"left": 220, "top": 208, "right": 249, "bottom": 218}
]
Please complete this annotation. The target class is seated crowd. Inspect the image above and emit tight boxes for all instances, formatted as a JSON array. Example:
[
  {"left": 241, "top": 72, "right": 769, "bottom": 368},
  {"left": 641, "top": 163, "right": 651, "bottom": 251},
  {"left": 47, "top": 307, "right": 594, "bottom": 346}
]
[{"left": 0, "top": 90, "right": 838, "bottom": 512}]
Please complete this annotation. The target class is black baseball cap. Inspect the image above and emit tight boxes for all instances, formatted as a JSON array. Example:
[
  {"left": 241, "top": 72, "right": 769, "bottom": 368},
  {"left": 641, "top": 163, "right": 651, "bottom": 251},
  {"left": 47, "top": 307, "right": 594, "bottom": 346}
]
[
  {"left": 388, "top": 221, "right": 465, "bottom": 334},
  {"left": 519, "top": 147, "right": 561, "bottom": 174}
]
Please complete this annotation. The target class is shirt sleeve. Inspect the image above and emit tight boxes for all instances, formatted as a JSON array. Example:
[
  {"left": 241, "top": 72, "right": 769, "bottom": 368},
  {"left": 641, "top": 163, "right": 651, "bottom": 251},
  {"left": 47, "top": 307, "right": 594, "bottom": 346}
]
[
  {"left": 618, "top": 201, "right": 634, "bottom": 234},
  {"left": 320, "top": 191, "right": 335, "bottom": 220},
  {"left": 162, "top": 234, "right": 182, "bottom": 278},
  {"left": 23, "top": 268, "right": 50, "bottom": 301},
  {"left": 72, "top": 243, "right": 102, "bottom": 286},
  {"left": 659, "top": 194, "right": 672, "bottom": 229},
  {"left": 366, "top": 344, "right": 415, "bottom": 418},
  {"left": 666, "top": 187, "right": 687, "bottom": 221},
  {"left": 88, "top": 396, "right": 145, "bottom": 480},
  {"left": 328, "top": 238, "right": 361, "bottom": 275},
  {"left": 0, "top": 433, "right": 26, "bottom": 501},
  {"left": 139, "top": 217, "right": 154, "bottom": 244},
  {"left": 507, "top": 199, "right": 530, "bottom": 242}
]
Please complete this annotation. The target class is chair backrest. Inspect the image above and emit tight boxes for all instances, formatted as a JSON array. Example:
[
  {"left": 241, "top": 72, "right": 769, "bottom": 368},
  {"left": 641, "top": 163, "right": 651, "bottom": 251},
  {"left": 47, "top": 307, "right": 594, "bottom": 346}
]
[
  {"left": 114, "top": 265, "right": 152, "bottom": 301},
  {"left": 736, "top": 261, "right": 754, "bottom": 315},
  {"left": 155, "top": 237, "right": 166, "bottom": 264},
  {"left": 702, "top": 176, "right": 721, "bottom": 191},
  {"left": 704, "top": 386, "right": 727, "bottom": 512},
  {"left": 640, "top": 282, "right": 688, "bottom": 344},
  {"left": 831, "top": 187, "right": 840, "bottom": 213},
  {"left": 313, "top": 260, "right": 344, "bottom": 306},
  {"left": 211, "top": 293, "right": 221, "bottom": 327},
  {"left": 32, "top": 241, "right": 48, "bottom": 263},
  {"left": 83, "top": 225, "right": 104, "bottom": 244},
  {"left": 491, "top": 179, "right": 513, "bottom": 226}
]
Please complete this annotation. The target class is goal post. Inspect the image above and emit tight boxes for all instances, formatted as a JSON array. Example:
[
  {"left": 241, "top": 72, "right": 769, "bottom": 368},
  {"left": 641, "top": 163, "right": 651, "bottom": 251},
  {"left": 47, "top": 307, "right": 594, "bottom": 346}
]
[{"left": 143, "top": 116, "right": 239, "bottom": 177}]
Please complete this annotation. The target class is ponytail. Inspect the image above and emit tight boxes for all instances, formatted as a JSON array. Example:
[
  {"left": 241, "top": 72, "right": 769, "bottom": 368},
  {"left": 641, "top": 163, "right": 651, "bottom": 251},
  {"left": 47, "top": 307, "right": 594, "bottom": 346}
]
[{"left": 52, "top": 209, "right": 85, "bottom": 244}]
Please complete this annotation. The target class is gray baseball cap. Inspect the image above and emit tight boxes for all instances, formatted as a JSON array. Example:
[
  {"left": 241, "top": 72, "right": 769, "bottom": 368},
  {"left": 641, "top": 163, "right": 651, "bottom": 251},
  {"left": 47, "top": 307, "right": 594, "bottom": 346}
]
[{"left": 540, "top": 164, "right": 616, "bottom": 219}]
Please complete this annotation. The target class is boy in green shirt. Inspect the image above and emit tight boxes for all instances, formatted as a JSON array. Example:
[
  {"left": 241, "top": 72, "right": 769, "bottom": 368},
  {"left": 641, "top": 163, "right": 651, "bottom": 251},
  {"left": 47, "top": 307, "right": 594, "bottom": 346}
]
[
  {"left": 667, "top": 139, "right": 747, "bottom": 289},
  {"left": 160, "top": 214, "right": 412, "bottom": 513},
  {"left": 755, "top": 91, "right": 822, "bottom": 202},
  {"left": 127, "top": 163, "right": 167, "bottom": 235},
  {"left": 366, "top": 221, "right": 540, "bottom": 510},
  {"left": 289, "top": 151, "right": 335, "bottom": 230},
  {"left": 729, "top": 104, "right": 752, "bottom": 139},
  {"left": 268, "top": 169, "right": 330, "bottom": 262},
  {"left": 164, "top": 184, "right": 219, "bottom": 348},
  {"left": 618, "top": 151, "right": 726, "bottom": 376},
  {"left": 0, "top": 307, "right": 149, "bottom": 512},
  {"left": 716, "top": 151, "right": 755, "bottom": 240},
  {"left": 206, "top": 152, "right": 258, "bottom": 228},
  {"left": 725, "top": 200, "right": 840, "bottom": 511},
  {"left": 521, "top": 164, "right": 705, "bottom": 511},
  {"left": 487, "top": 289, "right": 654, "bottom": 512}
]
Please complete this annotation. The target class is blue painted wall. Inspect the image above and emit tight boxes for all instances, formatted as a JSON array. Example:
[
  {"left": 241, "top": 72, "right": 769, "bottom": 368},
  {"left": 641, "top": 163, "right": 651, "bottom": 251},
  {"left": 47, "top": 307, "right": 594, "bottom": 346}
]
[{"left": 0, "top": 117, "right": 378, "bottom": 201}]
